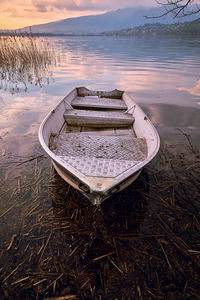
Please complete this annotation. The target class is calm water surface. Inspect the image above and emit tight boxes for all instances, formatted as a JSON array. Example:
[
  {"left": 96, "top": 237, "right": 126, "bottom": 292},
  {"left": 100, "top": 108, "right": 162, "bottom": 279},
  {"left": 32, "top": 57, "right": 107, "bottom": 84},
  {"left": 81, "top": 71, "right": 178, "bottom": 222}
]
[
  {"left": 0, "top": 36, "right": 200, "bottom": 157},
  {"left": 0, "top": 36, "right": 200, "bottom": 298}
]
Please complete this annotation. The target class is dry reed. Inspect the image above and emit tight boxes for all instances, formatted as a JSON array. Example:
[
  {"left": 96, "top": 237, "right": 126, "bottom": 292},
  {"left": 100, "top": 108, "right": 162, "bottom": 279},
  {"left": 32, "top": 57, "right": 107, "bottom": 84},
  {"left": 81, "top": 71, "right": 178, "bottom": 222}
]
[{"left": 0, "top": 32, "right": 55, "bottom": 92}]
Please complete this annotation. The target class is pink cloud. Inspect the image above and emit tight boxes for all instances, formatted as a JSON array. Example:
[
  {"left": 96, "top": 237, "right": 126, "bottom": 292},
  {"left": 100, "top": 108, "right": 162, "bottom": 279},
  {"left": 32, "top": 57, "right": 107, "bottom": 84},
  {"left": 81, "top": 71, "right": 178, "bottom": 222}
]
[
  {"left": 0, "top": 0, "right": 156, "bottom": 29},
  {"left": 31, "top": 0, "right": 156, "bottom": 13}
]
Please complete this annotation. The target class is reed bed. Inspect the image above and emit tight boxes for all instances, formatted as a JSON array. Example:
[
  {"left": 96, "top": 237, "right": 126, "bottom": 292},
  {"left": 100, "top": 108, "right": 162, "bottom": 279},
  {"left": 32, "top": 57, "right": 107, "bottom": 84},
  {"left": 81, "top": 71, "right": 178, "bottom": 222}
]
[
  {"left": 0, "top": 32, "right": 55, "bottom": 92},
  {"left": 0, "top": 133, "right": 199, "bottom": 299}
]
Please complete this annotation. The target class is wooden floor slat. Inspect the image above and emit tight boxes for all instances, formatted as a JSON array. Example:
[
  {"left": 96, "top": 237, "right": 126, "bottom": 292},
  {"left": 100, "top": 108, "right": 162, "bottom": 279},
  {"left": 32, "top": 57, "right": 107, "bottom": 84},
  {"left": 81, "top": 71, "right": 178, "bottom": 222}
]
[
  {"left": 64, "top": 109, "right": 134, "bottom": 127},
  {"left": 71, "top": 96, "right": 127, "bottom": 110}
]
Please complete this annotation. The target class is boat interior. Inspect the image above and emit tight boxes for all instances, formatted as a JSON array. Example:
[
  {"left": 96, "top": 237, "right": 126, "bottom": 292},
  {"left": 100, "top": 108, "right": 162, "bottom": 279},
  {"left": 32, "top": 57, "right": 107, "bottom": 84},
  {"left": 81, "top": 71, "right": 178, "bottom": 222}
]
[{"left": 49, "top": 88, "right": 147, "bottom": 179}]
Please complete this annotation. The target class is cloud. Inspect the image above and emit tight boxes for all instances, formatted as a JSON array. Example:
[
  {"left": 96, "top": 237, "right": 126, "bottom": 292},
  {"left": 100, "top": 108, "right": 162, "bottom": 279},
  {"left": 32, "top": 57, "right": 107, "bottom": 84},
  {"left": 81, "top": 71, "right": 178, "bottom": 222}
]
[
  {"left": 32, "top": 0, "right": 156, "bottom": 13},
  {"left": 0, "top": 0, "right": 156, "bottom": 29}
]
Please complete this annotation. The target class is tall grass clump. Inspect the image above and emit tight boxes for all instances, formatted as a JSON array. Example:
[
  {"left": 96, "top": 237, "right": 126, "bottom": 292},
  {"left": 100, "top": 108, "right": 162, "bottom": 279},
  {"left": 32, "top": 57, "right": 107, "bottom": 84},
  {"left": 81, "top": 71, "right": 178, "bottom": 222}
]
[{"left": 0, "top": 32, "right": 56, "bottom": 92}]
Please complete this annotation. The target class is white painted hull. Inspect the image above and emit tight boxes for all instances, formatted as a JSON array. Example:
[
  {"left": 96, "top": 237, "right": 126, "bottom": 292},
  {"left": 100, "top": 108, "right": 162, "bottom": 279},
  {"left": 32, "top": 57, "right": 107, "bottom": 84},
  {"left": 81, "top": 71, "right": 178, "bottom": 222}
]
[
  {"left": 52, "top": 159, "right": 142, "bottom": 204},
  {"left": 38, "top": 87, "right": 160, "bottom": 205}
]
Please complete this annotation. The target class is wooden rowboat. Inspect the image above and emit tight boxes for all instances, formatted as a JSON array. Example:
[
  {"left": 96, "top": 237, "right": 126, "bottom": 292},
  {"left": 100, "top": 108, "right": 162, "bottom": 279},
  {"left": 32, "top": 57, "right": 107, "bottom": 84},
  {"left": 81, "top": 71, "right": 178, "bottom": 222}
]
[{"left": 38, "top": 87, "right": 160, "bottom": 205}]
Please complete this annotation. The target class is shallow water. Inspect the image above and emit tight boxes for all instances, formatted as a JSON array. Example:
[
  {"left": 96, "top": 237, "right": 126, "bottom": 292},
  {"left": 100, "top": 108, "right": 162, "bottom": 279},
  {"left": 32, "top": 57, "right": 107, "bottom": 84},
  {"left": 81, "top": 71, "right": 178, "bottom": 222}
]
[{"left": 0, "top": 36, "right": 200, "bottom": 298}]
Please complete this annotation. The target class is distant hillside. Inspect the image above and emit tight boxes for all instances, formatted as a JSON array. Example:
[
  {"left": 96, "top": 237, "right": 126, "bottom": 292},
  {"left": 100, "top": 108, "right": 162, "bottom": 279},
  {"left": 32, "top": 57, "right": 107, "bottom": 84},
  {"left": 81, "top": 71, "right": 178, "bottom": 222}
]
[
  {"left": 100, "top": 19, "right": 200, "bottom": 37},
  {"left": 20, "top": 6, "right": 198, "bottom": 35}
]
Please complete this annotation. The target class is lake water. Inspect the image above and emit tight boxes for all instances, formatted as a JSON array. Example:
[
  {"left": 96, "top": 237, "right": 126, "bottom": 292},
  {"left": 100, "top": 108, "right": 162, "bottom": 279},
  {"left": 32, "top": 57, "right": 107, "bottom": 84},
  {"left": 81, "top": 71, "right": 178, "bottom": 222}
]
[
  {"left": 0, "top": 36, "right": 200, "bottom": 157},
  {"left": 0, "top": 36, "right": 200, "bottom": 298}
]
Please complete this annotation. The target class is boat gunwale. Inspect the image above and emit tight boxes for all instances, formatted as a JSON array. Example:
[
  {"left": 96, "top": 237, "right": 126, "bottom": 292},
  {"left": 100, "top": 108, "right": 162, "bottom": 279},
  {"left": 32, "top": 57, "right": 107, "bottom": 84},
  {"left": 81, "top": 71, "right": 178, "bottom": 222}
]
[{"left": 38, "top": 87, "right": 160, "bottom": 195}]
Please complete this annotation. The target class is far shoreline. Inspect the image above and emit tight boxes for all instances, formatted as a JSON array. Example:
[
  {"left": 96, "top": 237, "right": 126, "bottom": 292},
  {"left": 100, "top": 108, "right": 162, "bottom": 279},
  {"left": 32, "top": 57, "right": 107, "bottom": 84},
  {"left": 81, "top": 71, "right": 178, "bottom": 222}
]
[{"left": 1, "top": 19, "right": 200, "bottom": 38}]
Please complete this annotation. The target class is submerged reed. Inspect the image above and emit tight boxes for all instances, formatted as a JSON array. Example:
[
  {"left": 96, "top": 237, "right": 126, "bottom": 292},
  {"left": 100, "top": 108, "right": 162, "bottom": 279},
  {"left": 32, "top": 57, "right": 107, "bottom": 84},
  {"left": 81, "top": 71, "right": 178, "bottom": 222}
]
[
  {"left": 0, "top": 32, "right": 55, "bottom": 92},
  {"left": 0, "top": 133, "right": 199, "bottom": 299}
]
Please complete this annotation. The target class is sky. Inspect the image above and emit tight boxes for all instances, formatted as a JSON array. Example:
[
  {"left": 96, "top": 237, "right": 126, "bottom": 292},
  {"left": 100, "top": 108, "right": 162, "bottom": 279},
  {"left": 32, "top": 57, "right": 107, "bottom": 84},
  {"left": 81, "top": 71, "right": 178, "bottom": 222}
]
[{"left": 0, "top": 0, "right": 156, "bottom": 29}]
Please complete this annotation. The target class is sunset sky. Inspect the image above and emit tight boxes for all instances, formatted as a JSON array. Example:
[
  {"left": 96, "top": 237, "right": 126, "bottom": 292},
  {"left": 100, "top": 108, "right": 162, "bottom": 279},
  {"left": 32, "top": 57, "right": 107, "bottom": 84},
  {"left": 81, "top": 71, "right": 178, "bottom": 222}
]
[{"left": 0, "top": 0, "right": 157, "bottom": 29}]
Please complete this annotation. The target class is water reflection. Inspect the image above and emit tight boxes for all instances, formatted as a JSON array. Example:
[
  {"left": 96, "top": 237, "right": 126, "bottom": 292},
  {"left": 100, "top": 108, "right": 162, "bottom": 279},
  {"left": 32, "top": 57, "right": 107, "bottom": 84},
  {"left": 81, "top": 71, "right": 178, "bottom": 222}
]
[
  {"left": 178, "top": 78, "right": 200, "bottom": 97},
  {"left": 0, "top": 36, "right": 199, "bottom": 158},
  {"left": 0, "top": 34, "right": 55, "bottom": 93},
  {"left": 52, "top": 36, "right": 200, "bottom": 109},
  {"left": 142, "top": 103, "right": 200, "bottom": 128}
]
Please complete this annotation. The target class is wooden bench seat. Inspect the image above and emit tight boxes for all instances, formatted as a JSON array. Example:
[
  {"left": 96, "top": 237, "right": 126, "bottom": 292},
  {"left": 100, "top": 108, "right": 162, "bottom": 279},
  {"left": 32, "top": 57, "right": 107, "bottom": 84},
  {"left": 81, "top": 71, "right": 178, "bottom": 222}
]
[
  {"left": 63, "top": 109, "right": 134, "bottom": 127},
  {"left": 71, "top": 96, "right": 127, "bottom": 110}
]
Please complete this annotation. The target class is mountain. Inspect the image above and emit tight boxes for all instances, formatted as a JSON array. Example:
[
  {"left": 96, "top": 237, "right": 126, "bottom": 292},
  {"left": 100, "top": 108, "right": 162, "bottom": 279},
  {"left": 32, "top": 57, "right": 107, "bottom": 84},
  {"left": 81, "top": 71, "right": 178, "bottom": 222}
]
[
  {"left": 100, "top": 19, "right": 200, "bottom": 37},
  {"left": 20, "top": 6, "right": 198, "bottom": 35}
]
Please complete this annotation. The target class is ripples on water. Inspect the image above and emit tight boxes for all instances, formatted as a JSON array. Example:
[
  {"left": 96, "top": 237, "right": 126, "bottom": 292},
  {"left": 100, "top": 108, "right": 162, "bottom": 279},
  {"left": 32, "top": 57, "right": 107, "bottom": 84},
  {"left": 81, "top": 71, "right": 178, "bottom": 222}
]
[
  {"left": 1, "top": 35, "right": 200, "bottom": 156},
  {"left": 0, "top": 36, "right": 200, "bottom": 298}
]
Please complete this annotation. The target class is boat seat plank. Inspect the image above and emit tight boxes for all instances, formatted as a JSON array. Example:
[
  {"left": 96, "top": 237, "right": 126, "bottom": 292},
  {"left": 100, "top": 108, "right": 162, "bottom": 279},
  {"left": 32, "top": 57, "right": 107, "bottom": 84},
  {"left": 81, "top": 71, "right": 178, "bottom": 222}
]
[
  {"left": 71, "top": 97, "right": 127, "bottom": 110},
  {"left": 64, "top": 109, "right": 134, "bottom": 127},
  {"left": 77, "top": 87, "right": 123, "bottom": 99}
]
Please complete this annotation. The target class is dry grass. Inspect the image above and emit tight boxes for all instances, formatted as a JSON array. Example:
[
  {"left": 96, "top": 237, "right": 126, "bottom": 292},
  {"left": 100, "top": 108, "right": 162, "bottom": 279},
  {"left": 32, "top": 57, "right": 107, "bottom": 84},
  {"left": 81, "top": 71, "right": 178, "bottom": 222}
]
[
  {"left": 0, "top": 32, "right": 55, "bottom": 92},
  {"left": 0, "top": 133, "right": 199, "bottom": 299}
]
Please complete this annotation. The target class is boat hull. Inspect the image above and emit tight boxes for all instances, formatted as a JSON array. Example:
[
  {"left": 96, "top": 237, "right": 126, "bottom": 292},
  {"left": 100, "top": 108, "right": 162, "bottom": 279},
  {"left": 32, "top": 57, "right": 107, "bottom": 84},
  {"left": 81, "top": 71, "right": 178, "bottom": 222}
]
[
  {"left": 52, "top": 159, "right": 142, "bottom": 205},
  {"left": 39, "top": 87, "right": 160, "bottom": 205}
]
